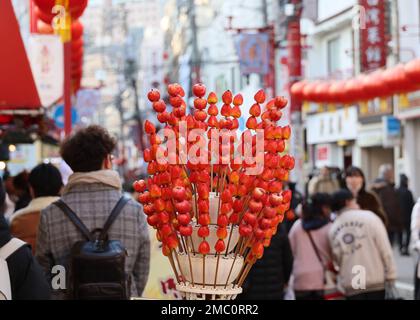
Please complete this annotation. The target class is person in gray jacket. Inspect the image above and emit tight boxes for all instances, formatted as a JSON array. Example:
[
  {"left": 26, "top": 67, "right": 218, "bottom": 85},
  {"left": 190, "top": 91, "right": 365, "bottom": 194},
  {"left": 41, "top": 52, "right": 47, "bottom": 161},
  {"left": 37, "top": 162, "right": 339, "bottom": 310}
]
[{"left": 35, "top": 125, "right": 150, "bottom": 299}]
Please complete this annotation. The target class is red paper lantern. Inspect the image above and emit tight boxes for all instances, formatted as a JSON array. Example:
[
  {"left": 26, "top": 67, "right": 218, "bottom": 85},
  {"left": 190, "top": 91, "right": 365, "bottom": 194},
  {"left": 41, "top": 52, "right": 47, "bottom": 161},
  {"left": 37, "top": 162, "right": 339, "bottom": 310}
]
[
  {"left": 405, "top": 59, "right": 420, "bottom": 83},
  {"left": 328, "top": 81, "right": 346, "bottom": 104},
  {"left": 290, "top": 81, "right": 307, "bottom": 101},
  {"left": 35, "top": 5, "right": 55, "bottom": 24},
  {"left": 344, "top": 78, "right": 366, "bottom": 103},
  {"left": 314, "top": 81, "right": 331, "bottom": 103},
  {"left": 37, "top": 20, "right": 54, "bottom": 34},
  {"left": 361, "top": 71, "right": 389, "bottom": 99},
  {"left": 383, "top": 65, "right": 413, "bottom": 94},
  {"left": 34, "top": 0, "right": 88, "bottom": 20},
  {"left": 71, "top": 37, "right": 83, "bottom": 52},
  {"left": 71, "top": 65, "right": 83, "bottom": 78},
  {"left": 302, "top": 81, "right": 318, "bottom": 102},
  {"left": 71, "top": 20, "right": 84, "bottom": 39},
  {"left": 71, "top": 47, "right": 84, "bottom": 62}
]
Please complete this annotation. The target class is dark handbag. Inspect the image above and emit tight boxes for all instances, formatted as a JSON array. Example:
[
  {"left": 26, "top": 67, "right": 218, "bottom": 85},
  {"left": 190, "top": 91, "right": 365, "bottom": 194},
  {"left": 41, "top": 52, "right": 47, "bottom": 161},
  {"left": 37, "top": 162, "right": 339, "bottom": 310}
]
[{"left": 54, "top": 196, "right": 130, "bottom": 300}]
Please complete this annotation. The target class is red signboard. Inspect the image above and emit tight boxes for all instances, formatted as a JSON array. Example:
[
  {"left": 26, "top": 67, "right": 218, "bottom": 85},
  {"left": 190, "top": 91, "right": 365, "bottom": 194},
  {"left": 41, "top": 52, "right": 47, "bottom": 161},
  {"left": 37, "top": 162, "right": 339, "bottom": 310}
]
[
  {"left": 316, "top": 145, "right": 330, "bottom": 162},
  {"left": 359, "top": 0, "right": 387, "bottom": 72}
]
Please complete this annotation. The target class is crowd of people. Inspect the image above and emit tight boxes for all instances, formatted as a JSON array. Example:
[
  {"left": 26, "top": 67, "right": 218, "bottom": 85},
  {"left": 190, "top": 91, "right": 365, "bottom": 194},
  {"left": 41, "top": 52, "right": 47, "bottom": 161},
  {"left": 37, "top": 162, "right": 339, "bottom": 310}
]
[
  {"left": 0, "top": 124, "right": 419, "bottom": 300},
  {"left": 240, "top": 165, "right": 420, "bottom": 300}
]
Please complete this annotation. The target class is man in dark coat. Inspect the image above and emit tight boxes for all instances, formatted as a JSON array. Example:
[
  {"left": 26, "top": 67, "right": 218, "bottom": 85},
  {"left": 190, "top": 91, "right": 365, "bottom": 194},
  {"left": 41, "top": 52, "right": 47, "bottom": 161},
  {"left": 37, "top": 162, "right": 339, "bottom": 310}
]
[
  {"left": 372, "top": 164, "right": 404, "bottom": 249},
  {"left": 238, "top": 224, "right": 293, "bottom": 300},
  {"left": 397, "top": 174, "right": 415, "bottom": 256},
  {"left": 0, "top": 183, "right": 50, "bottom": 300}
]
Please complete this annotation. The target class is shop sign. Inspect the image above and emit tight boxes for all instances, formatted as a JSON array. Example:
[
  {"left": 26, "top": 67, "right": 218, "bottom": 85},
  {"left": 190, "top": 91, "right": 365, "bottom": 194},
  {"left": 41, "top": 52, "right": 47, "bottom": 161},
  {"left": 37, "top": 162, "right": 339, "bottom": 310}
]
[
  {"left": 382, "top": 116, "right": 401, "bottom": 147},
  {"left": 28, "top": 34, "right": 63, "bottom": 107},
  {"left": 234, "top": 33, "right": 270, "bottom": 75},
  {"left": 306, "top": 107, "right": 358, "bottom": 145},
  {"left": 359, "top": 0, "right": 387, "bottom": 72}
]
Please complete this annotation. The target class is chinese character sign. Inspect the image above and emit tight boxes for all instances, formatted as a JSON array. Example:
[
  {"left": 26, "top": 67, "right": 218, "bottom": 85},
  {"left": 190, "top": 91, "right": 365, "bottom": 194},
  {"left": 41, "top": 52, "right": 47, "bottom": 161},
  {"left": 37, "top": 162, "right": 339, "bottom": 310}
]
[
  {"left": 234, "top": 33, "right": 270, "bottom": 76},
  {"left": 359, "top": 0, "right": 387, "bottom": 72}
]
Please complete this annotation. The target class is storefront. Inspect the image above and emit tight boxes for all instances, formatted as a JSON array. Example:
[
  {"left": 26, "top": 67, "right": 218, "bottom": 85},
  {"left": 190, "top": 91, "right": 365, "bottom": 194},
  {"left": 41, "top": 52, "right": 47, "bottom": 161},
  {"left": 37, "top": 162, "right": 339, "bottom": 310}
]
[
  {"left": 397, "top": 92, "right": 420, "bottom": 199},
  {"left": 306, "top": 106, "right": 358, "bottom": 170},
  {"left": 356, "top": 122, "right": 396, "bottom": 186}
]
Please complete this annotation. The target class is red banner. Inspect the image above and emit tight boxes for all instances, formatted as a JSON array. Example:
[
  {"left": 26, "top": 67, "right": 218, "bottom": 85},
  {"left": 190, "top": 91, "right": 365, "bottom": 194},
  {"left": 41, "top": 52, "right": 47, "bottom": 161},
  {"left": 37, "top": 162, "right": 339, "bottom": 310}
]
[{"left": 359, "top": 0, "right": 387, "bottom": 72}]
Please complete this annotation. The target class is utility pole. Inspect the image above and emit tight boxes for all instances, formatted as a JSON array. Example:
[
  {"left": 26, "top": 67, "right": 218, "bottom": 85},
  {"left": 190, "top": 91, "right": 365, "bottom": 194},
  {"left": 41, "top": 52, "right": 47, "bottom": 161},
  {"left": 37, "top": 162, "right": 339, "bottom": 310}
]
[
  {"left": 285, "top": 0, "right": 305, "bottom": 193},
  {"left": 391, "top": 0, "right": 401, "bottom": 63},
  {"left": 121, "top": 3, "right": 145, "bottom": 154},
  {"left": 189, "top": 0, "right": 201, "bottom": 89},
  {"left": 262, "top": 0, "right": 268, "bottom": 25}
]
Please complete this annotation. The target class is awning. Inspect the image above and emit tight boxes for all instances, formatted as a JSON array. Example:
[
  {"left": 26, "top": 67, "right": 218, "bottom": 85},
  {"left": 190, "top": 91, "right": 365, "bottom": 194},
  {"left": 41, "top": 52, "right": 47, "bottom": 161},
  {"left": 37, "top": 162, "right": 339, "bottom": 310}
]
[{"left": 0, "top": 0, "right": 41, "bottom": 111}]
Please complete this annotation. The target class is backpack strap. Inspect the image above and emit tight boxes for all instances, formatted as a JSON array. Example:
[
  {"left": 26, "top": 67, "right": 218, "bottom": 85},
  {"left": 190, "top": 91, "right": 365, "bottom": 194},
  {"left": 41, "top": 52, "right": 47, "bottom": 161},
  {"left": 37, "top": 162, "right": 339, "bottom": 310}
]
[
  {"left": 99, "top": 196, "right": 130, "bottom": 241},
  {"left": 54, "top": 200, "right": 94, "bottom": 241},
  {"left": 0, "top": 238, "right": 27, "bottom": 300},
  {"left": 0, "top": 238, "right": 26, "bottom": 259}
]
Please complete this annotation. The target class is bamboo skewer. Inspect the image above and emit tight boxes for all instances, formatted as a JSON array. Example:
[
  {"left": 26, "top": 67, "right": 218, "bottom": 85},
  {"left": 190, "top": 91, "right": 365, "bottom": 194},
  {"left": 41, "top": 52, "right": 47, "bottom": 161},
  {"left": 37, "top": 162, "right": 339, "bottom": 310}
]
[
  {"left": 168, "top": 252, "right": 180, "bottom": 284},
  {"left": 189, "top": 235, "right": 196, "bottom": 255},
  {"left": 237, "top": 261, "right": 255, "bottom": 287},
  {"left": 213, "top": 254, "right": 221, "bottom": 289},
  {"left": 202, "top": 254, "right": 206, "bottom": 289},
  {"left": 224, "top": 225, "right": 234, "bottom": 256},
  {"left": 182, "top": 237, "right": 195, "bottom": 287},
  {"left": 214, "top": 166, "right": 227, "bottom": 287},
  {"left": 210, "top": 163, "right": 213, "bottom": 192},
  {"left": 173, "top": 249, "right": 186, "bottom": 284}
]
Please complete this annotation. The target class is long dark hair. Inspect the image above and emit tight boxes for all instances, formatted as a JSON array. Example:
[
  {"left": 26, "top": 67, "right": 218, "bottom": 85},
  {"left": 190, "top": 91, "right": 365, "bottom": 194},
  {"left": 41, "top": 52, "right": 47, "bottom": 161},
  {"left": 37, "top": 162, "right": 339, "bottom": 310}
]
[
  {"left": 302, "top": 193, "right": 332, "bottom": 221},
  {"left": 344, "top": 166, "right": 367, "bottom": 195}
]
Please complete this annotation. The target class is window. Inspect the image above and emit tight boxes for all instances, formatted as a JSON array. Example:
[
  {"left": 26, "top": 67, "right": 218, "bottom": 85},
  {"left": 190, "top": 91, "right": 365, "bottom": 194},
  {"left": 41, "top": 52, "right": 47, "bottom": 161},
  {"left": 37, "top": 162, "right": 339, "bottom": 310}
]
[{"left": 327, "top": 37, "right": 340, "bottom": 75}]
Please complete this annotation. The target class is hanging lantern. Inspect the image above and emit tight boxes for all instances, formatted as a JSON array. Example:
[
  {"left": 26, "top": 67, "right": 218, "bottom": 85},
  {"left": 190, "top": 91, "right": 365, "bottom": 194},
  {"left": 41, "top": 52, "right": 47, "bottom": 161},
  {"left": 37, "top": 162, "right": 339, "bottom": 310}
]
[
  {"left": 302, "top": 81, "right": 319, "bottom": 103},
  {"left": 328, "top": 81, "right": 346, "bottom": 105},
  {"left": 314, "top": 81, "right": 331, "bottom": 103},
  {"left": 35, "top": 5, "right": 55, "bottom": 24},
  {"left": 344, "top": 78, "right": 364, "bottom": 103},
  {"left": 383, "top": 65, "right": 413, "bottom": 95},
  {"left": 34, "top": 0, "right": 88, "bottom": 21},
  {"left": 290, "top": 81, "right": 307, "bottom": 102},
  {"left": 71, "top": 37, "right": 83, "bottom": 52},
  {"left": 383, "top": 65, "right": 416, "bottom": 109},
  {"left": 71, "top": 47, "right": 84, "bottom": 63},
  {"left": 405, "top": 58, "right": 420, "bottom": 83},
  {"left": 71, "top": 20, "right": 84, "bottom": 39},
  {"left": 71, "top": 65, "right": 83, "bottom": 78},
  {"left": 36, "top": 19, "right": 54, "bottom": 34}
]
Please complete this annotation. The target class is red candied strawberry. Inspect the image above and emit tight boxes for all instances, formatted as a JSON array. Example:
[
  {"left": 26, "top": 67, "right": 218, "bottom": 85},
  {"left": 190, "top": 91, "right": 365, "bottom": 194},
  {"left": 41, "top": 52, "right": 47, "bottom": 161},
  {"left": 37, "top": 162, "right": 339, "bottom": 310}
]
[
  {"left": 254, "top": 89, "right": 266, "bottom": 104},
  {"left": 198, "top": 241, "right": 210, "bottom": 255},
  {"left": 193, "top": 83, "right": 206, "bottom": 98},
  {"left": 147, "top": 89, "right": 160, "bottom": 102}
]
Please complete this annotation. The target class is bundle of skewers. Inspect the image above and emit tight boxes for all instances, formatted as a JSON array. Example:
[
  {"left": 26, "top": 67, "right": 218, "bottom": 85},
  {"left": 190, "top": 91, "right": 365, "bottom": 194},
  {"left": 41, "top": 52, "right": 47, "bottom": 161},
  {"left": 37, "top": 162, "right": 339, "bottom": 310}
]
[{"left": 134, "top": 83, "right": 295, "bottom": 300}]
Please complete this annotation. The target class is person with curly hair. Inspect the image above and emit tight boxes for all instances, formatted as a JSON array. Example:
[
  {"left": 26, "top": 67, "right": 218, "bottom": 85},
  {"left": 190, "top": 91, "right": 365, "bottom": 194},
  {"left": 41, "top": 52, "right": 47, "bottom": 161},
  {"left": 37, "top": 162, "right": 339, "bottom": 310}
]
[{"left": 35, "top": 125, "right": 150, "bottom": 299}]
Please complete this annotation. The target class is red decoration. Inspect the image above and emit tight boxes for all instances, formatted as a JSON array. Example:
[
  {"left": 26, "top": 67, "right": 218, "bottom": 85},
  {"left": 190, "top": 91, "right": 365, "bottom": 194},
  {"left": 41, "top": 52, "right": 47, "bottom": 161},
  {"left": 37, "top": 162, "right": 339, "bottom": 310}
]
[
  {"left": 359, "top": 0, "right": 387, "bottom": 72},
  {"left": 302, "top": 81, "right": 318, "bottom": 102},
  {"left": 405, "top": 59, "right": 420, "bottom": 83},
  {"left": 314, "top": 82, "right": 331, "bottom": 103},
  {"left": 36, "top": 19, "right": 54, "bottom": 34},
  {"left": 71, "top": 20, "right": 84, "bottom": 39},
  {"left": 383, "top": 65, "right": 416, "bottom": 94},
  {"left": 34, "top": 0, "right": 88, "bottom": 21},
  {"left": 327, "top": 81, "right": 346, "bottom": 104}
]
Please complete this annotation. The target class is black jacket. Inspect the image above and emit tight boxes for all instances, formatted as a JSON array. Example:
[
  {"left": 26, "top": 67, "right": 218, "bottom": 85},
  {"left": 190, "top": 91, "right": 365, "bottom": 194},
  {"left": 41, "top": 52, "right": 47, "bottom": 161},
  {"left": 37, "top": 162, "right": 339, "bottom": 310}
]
[
  {"left": 239, "top": 225, "right": 293, "bottom": 300},
  {"left": 397, "top": 186, "right": 415, "bottom": 226},
  {"left": 0, "top": 214, "right": 50, "bottom": 300}
]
